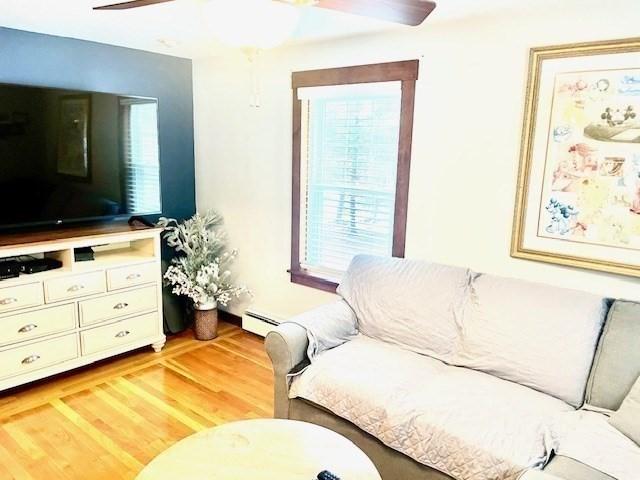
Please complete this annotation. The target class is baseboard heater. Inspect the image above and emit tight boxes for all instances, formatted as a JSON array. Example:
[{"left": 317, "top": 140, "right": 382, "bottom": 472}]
[{"left": 242, "top": 309, "right": 283, "bottom": 337}]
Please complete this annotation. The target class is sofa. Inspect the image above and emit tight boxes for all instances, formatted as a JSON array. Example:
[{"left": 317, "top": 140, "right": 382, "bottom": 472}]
[{"left": 265, "top": 255, "right": 640, "bottom": 480}]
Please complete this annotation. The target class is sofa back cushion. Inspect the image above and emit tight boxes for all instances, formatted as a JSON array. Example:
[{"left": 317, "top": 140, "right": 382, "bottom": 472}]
[
  {"left": 456, "top": 273, "right": 609, "bottom": 407},
  {"left": 609, "top": 375, "right": 640, "bottom": 445},
  {"left": 337, "top": 255, "right": 470, "bottom": 363},
  {"left": 586, "top": 300, "right": 640, "bottom": 411}
]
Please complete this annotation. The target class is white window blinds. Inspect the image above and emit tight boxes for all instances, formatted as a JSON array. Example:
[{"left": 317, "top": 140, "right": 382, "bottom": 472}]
[
  {"left": 120, "top": 99, "right": 161, "bottom": 214},
  {"left": 299, "top": 81, "right": 402, "bottom": 277}
]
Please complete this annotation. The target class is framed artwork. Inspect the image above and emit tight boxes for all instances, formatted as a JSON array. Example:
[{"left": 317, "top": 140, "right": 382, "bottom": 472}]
[
  {"left": 57, "top": 94, "right": 91, "bottom": 180},
  {"left": 512, "top": 37, "right": 640, "bottom": 277}
]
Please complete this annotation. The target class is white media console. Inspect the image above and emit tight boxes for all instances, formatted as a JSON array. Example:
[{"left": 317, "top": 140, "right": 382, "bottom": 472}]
[{"left": 0, "top": 224, "right": 165, "bottom": 392}]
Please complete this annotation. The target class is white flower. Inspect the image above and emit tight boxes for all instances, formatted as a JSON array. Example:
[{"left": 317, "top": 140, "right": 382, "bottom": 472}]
[{"left": 160, "top": 211, "right": 250, "bottom": 307}]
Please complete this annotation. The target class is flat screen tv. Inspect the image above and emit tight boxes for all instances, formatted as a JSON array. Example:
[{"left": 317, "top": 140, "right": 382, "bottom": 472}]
[{"left": 0, "top": 82, "right": 161, "bottom": 230}]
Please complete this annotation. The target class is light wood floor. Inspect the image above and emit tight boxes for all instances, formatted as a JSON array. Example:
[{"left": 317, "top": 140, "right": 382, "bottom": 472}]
[{"left": 0, "top": 322, "right": 274, "bottom": 479}]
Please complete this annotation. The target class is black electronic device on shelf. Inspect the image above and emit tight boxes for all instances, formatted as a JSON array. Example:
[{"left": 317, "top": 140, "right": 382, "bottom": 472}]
[
  {"left": 74, "top": 246, "right": 95, "bottom": 262},
  {"left": 0, "top": 259, "right": 20, "bottom": 280},
  {"left": 19, "top": 258, "right": 63, "bottom": 274},
  {"left": 0, "top": 256, "right": 63, "bottom": 280}
]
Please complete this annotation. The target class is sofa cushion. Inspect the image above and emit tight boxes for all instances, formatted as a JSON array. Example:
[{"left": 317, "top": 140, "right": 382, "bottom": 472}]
[
  {"left": 544, "top": 456, "right": 615, "bottom": 480},
  {"left": 609, "top": 375, "right": 640, "bottom": 446},
  {"left": 456, "top": 274, "right": 608, "bottom": 407},
  {"left": 586, "top": 300, "right": 640, "bottom": 411},
  {"left": 289, "top": 335, "right": 573, "bottom": 480},
  {"left": 337, "top": 255, "right": 471, "bottom": 363},
  {"left": 550, "top": 410, "right": 640, "bottom": 480}
]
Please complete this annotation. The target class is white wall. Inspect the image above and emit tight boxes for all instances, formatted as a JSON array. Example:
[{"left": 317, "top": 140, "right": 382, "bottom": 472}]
[{"left": 194, "top": 0, "right": 640, "bottom": 318}]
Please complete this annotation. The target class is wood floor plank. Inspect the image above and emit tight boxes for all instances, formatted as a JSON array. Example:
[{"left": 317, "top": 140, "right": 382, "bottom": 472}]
[
  {"left": 62, "top": 384, "right": 195, "bottom": 465},
  {"left": 0, "top": 425, "right": 63, "bottom": 479},
  {"left": 108, "top": 377, "right": 209, "bottom": 433},
  {"left": 0, "top": 438, "right": 34, "bottom": 480},
  {"left": 51, "top": 398, "right": 145, "bottom": 474},
  {"left": 136, "top": 362, "right": 262, "bottom": 420},
  {"left": 0, "top": 403, "right": 127, "bottom": 479},
  {"left": 213, "top": 332, "right": 273, "bottom": 369},
  {"left": 128, "top": 365, "right": 238, "bottom": 424},
  {"left": 167, "top": 348, "right": 273, "bottom": 414},
  {"left": 34, "top": 405, "right": 129, "bottom": 479},
  {"left": 0, "top": 323, "right": 272, "bottom": 479}
]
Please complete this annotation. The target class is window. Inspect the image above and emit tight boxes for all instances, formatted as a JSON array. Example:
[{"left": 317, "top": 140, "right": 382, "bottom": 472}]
[
  {"left": 120, "top": 98, "right": 161, "bottom": 214},
  {"left": 291, "top": 61, "right": 418, "bottom": 292}
]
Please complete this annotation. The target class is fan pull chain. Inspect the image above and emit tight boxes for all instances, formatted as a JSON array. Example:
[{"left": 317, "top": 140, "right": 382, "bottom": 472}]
[{"left": 243, "top": 47, "right": 262, "bottom": 108}]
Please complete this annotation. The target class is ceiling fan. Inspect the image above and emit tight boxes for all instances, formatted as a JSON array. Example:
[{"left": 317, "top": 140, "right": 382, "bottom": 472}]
[{"left": 93, "top": 0, "right": 437, "bottom": 27}]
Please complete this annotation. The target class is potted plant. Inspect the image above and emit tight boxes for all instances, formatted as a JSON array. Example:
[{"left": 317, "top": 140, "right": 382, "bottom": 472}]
[{"left": 158, "top": 211, "right": 249, "bottom": 340}]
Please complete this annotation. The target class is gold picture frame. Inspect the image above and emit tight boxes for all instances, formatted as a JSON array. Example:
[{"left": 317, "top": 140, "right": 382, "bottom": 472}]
[{"left": 512, "top": 37, "right": 640, "bottom": 277}]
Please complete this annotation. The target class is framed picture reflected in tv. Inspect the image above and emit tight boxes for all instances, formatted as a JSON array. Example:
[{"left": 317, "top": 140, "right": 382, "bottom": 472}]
[
  {"left": 0, "top": 82, "right": 162, "bottom": 230},
  {"left": 57, "top": 94, "right": 92, "bottom": 181}
]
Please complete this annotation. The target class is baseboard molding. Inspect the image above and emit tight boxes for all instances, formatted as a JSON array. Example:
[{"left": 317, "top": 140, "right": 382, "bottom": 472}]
[
  {"left": 241, "top": 309, "right": 283, "bottom": 337},
  {"left": 219, "top": 310, "right": 242, "bottom": 327},
  {"left": 219, "top": 309, "right": 282, "bottom": 337}
]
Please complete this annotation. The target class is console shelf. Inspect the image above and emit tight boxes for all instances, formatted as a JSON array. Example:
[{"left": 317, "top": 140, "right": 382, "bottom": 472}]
[
  {"left": 0, "top": 223, "right": 165, "bottom": 392},
  {"left": 75, "top": 248, "right": 154, "bottom": 270}
]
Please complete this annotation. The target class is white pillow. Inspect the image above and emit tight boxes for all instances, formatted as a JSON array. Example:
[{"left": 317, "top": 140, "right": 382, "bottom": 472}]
[
  {"left": 337, "top": 255, "right": 471, "bottom": 363},
  {"left": 456, "top": 273, "right": 608, "bottom": 407},
  {"left": 609, "top": 376, "right": 640, "bottom": 445}
]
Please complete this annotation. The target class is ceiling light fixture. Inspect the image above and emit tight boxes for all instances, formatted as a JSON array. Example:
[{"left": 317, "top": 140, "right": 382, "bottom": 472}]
[
  {"left": 205, "top": 0, "right": 304, "bottom": 50},
  {"left": 204, "top": 0, "right": 313, "bottom": 108}
]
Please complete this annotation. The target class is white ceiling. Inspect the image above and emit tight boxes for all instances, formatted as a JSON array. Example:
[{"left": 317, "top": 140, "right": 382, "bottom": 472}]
[{"left": 0, "top": 0, "right": 548, "bottom": 58}]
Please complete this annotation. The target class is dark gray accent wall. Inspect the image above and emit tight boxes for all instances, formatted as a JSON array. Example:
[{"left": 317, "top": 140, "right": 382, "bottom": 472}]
[{"left": 0, "top": 27, "right": 196, "bottom": 223}]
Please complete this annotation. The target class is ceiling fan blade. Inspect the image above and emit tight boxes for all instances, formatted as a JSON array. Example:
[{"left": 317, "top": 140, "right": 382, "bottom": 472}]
[
  {"left": 308, "top": 0, "right": 436, "bottom": 26},
  {"left": 93, "top": 0, "right": 175, "bottom": 10}
]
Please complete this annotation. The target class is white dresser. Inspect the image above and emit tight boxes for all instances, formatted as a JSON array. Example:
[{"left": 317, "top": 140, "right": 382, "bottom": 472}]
[{"left": 0, "top": 224, "right": 165, "bottom": 392}]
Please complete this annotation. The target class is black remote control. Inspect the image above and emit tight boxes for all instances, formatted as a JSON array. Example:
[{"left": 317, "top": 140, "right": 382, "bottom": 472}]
[{"left": 317, "top": 471, "right": 340, "bottom": 480}]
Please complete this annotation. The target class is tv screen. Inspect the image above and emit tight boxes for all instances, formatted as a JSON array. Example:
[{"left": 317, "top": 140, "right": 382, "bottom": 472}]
[{"left": 0, "top": 82, "right": 161, "bottom": 229}]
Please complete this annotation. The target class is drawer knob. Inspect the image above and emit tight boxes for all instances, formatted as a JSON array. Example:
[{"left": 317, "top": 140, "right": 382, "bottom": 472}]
[
  {"left": 126, "top": 273, "right": 142, "bottom": 280},
  {"left": 114, "top": 302, "right": 129, "bottom": 310},
  {"left": 18, "top": 324, "right": 38, "bottom": 333},
  {"left": 67, "top": 284, "right": 85, "bottom": 292},
  {"left": 21, "top": 354, "right": 40, "bottom": 365},
  {"left": 0, "top": 297, "right": 18, "bottom": 306},
  {"left": 115, "top": 330, "right": 131, "bottom": 338}
]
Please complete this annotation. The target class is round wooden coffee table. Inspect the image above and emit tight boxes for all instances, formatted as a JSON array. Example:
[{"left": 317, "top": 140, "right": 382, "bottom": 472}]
[{"left": 137, "top": 419, "right": 381, "bottom": 480}]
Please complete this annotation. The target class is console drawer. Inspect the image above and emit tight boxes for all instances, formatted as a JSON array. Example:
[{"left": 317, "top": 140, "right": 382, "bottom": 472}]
[
  {"left": 0, "top": 283, "right": 44, "bottom": 314},
  {"left": 78, "top": 285, "right": 157, "bottom": 327},
  {"left": 107, "top": 262, "right": 158, "bottom": 291},
  {"left": 80, "top": 313, "right": 158, "bottom": 356},
  {"left": 0, "top": 333, "right": 78, "bottom": 380},
  {"left": 0, "top": 303, "right": 76, "bottom": 346},
  {"left": 44, "top": 271, "right": 105, "bottom": 303}
]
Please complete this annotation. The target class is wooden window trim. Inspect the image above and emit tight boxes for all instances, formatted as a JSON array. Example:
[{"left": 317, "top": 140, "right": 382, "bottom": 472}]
[{"left": 291, "top": 60, "right": 419, "bottom": 293}]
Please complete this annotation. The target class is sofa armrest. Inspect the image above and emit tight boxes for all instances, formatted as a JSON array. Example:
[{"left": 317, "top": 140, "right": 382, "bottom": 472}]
[
  {"left": 266, "top": 323, "right": 310, "bottom": 419},
  {"left": 265, "top": 300, "right": 358, "bottom": 418},
  {"left": 266, "top": 323, "right": 310, "bottom": 377}
]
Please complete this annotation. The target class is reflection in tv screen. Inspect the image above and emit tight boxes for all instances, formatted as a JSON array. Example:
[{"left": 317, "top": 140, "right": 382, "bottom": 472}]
[{"left": 0, "top": 83, "right": 161, "bottom": 228}]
